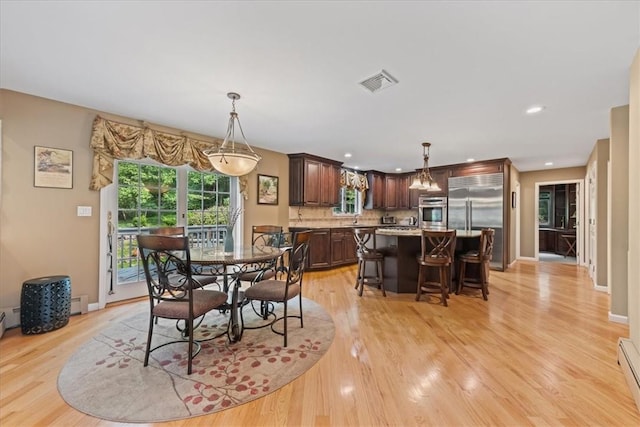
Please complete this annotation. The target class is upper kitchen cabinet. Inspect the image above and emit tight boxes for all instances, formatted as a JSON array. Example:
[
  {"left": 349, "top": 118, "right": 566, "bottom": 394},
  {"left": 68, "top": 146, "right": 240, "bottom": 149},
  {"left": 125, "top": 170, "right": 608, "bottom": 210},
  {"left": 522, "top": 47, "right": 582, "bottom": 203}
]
[
  {"left": 449, "top": 158, "right": 509, "bottom": 178},
  {"left": 396, "top": 174, "right": 412, "bottom": 209},
  {"left": 288, "top": 153, "right": 342, "bottom": 207},
  {"left": 364, "top": 171, "right": 385, "bottom": 209},
  {"left": 384, "top": 175, "right": 398, "bottom": 209}
]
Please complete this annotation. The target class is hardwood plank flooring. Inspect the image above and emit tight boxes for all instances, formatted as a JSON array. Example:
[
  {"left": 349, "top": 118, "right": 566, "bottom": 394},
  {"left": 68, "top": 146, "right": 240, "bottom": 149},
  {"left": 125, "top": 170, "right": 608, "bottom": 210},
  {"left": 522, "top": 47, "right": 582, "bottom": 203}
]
[{"left": 1, "top": 260, "right": 638, "bottom": 426}]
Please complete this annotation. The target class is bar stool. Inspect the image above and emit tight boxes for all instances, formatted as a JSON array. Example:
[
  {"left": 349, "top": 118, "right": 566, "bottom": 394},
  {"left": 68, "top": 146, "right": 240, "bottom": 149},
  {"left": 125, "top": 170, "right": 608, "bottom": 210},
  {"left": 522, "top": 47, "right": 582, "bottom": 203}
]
[
  {"left": 416, "top": 230, "right": 456, "bottom": 306},
  {"left": 354, "top": 227, "right": 386, "bottom": 297},
  {"left": 457, "top": 228, "right": 495, "bottom": 300}
]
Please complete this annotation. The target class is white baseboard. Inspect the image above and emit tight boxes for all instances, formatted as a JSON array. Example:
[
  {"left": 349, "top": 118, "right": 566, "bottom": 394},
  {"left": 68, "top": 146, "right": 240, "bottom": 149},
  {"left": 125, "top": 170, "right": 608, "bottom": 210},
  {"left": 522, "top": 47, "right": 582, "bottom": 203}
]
[
  {"left": 518, "top": 256, "right": 537, "bottom": 261},
  {"left": 593, "top": 284, "right": 608, "bottom": 293},
  {"left": 0, "top": 294, "right": 88, "bottom": 329},
  {"left": 609, "top": 312, "right": 629, "bottom": 324},
  {"left": 618, "top": 338, "right": 640, "bottom": 411}
]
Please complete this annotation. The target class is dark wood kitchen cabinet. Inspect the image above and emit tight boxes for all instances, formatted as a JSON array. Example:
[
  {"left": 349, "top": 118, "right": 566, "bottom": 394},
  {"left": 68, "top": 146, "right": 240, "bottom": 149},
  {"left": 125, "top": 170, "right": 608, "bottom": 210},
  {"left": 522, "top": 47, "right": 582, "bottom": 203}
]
[
  {"left": 397, "top": 174, "right": 411, "bottom": 209},
  {"left": 384, "top": 175, "right": 398, "bottom": 209},
  {"left": 288, "top": 153, "right": 342, "bottom": 207},
  {"left": 290, "top": 227, "right": 357, "bottom": 270},
  {"left": 365, "top": 171, "right": 385, "bottom": 209},
  {"left": 366, "top": 171, "right": 411, "bottom": 210},
  {"left": 449, "top": 158, "right": 508, "bottom": 178},
  {"left": 330, "top": 228, "right": 357, "bottom": 266},
  {"left": 290, "top": 228, "right": 332, "bottom": 269},
  {"left": 539, "top": 229, "right": 556, "bottom": 252}
]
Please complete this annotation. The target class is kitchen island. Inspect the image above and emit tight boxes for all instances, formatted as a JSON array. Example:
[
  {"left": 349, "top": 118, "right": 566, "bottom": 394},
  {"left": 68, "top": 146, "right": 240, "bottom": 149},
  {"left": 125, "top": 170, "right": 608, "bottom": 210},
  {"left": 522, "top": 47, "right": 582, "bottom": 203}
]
[{"left": 375, "top": 228, "right": 481, "bottom": 294}]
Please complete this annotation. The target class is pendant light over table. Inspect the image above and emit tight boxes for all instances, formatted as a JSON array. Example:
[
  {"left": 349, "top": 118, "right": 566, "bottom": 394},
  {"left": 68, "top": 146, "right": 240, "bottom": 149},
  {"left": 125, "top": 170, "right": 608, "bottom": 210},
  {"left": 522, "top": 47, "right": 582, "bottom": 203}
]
[{"left": 204, "top": 92, "right": 262, "bottom": 176}]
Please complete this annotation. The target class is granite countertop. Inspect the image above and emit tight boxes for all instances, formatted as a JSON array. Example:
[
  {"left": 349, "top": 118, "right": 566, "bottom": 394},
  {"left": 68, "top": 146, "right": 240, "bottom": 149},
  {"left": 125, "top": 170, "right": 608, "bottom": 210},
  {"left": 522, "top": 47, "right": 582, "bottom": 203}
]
[
  {"left": 289, "top": 224, "right": 393, "bottom": 230},
  {"left": 376, "top": 228, "right": 482, "bottom": 238}
]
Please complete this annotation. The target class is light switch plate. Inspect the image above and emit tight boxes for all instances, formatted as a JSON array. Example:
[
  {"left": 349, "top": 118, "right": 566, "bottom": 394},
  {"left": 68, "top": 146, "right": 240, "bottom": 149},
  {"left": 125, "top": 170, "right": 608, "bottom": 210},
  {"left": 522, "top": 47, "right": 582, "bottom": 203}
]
[{"left": 77, "top": 206, "right": 92, "bottom": 216}]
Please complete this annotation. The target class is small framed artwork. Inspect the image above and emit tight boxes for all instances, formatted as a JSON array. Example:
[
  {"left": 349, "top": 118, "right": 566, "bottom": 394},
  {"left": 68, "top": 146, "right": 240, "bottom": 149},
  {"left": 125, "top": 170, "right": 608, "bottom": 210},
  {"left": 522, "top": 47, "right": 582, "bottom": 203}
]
[
  {"left": 34, "top": 146, "right": 73, "bottom": 189},
  {"left": 257, "top": 174, "right": 279, "bottom": 205}
]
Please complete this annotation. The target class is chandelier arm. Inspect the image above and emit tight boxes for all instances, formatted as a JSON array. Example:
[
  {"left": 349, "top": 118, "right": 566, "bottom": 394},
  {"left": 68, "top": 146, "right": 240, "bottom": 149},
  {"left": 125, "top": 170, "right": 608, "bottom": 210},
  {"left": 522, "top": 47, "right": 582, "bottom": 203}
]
[{"left": 233, "top": 117, "right": 258, "bottom": 154}]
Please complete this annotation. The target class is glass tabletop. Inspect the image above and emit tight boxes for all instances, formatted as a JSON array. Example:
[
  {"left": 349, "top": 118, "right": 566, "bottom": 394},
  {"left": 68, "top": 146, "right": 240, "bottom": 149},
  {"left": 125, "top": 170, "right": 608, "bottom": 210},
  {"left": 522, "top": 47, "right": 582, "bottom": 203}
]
[{"left": 189, "top": 245, "right": 284, "bottom": 265}]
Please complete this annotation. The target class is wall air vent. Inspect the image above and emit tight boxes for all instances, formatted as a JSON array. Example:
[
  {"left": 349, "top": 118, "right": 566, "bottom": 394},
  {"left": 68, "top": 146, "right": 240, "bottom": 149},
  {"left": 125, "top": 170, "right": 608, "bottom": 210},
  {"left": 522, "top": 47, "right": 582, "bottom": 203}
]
[{"left": 359, "top": 70, "right": 398, "bottom": 93}]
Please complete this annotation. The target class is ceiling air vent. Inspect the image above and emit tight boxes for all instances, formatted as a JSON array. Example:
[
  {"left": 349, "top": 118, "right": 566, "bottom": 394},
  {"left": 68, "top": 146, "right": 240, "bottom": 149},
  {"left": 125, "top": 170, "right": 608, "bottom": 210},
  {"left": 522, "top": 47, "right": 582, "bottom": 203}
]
[{"left": 359, "top": 70, "right": 398, "bottom": 93}]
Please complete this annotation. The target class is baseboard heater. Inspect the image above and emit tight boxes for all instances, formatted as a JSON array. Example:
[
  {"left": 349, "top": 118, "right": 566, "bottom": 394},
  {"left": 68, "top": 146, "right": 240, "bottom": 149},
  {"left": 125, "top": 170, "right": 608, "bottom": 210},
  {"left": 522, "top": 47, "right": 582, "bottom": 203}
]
[
  {"left": 0, "top": 294, "right": 89, "bottom": 331},
  {"left": 618, "top": 338, "right": 640, "bottom": 411}
]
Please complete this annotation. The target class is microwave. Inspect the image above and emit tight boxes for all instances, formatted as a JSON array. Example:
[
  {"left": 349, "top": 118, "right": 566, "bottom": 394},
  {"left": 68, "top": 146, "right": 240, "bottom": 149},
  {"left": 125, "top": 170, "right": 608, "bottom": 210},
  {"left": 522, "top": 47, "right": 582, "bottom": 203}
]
[
  {"left": 381, "top": 216, "right": 397, "bottom": 225},
  {"left": 418, "top": 196, "right": 447, "bottom": 229}
]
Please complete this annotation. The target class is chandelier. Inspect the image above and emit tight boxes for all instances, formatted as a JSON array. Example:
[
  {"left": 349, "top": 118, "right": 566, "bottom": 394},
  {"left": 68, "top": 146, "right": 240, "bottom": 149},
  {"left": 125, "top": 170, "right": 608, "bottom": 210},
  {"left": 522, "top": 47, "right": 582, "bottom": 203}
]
[
  {"left": 408, "top": 142, "right": 441, "bottom": 191},
  {"left": 204, "top": 92, "right": 261, "bottom": 176}
]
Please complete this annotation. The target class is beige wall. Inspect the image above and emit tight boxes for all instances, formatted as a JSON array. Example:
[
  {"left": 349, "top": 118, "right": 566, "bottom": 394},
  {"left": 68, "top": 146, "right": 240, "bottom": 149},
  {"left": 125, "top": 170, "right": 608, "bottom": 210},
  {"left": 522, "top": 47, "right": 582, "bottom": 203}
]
[
  {"left": 609, "top": 105, "right": 630, "bottom": 317},
  {"left": 626, "top": 48, "right": 639, "bottom": 345},
  {"left": 509, "top": 165, "right": 520, "bottom": 264},
  {"left": 519, "top": 167, "right": 586, "bottom": 258},
  {"left": 586, "top": 139, "right": 609, "bottom": 287},
  {"left": 0, "top": 90, "right": 289, "bottom": 309}
]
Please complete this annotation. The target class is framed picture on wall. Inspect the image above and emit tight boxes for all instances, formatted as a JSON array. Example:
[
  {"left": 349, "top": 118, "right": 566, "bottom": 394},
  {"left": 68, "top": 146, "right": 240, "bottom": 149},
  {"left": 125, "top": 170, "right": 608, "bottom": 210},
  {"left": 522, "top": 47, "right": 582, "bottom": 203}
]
[
  {"left": 257, "top": 174, "right": 279, "bottom": 205},
  {"left": 34, "top": 146, "right": 73, "bottom": 189}
]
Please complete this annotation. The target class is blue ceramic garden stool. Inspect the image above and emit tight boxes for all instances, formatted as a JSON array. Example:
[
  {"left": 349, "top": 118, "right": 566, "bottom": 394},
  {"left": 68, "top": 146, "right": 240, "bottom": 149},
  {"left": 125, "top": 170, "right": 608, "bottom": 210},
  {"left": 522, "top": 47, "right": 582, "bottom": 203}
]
[{"left": 20, "top": 275, "right": 71, "bottom": 335}]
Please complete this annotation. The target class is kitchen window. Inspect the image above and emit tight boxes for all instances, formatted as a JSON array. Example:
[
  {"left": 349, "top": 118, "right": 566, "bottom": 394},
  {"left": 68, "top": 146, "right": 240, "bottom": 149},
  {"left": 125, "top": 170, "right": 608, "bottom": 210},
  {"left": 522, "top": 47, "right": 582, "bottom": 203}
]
[{"left": 333, "top": 187, "right": 362, "bottom": 215}]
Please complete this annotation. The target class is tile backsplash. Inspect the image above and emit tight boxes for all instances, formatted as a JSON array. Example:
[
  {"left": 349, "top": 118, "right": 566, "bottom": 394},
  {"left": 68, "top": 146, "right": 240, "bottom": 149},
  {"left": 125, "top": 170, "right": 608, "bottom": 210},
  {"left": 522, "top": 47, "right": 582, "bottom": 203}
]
[{"left": 288, "top": 207, "right": 418, "bottom": 228}]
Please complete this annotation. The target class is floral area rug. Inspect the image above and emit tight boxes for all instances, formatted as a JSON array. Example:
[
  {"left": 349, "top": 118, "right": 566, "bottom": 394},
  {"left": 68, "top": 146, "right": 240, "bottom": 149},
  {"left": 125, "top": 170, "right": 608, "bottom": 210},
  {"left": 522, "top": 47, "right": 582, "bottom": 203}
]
[{"left": 57, "top": 297, "right": 335, "bottom": 423}]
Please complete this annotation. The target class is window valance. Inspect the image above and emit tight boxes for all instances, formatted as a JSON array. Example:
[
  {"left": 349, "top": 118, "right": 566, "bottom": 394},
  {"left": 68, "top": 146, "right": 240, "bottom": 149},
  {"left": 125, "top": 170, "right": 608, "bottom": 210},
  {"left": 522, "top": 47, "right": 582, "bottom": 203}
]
[
  {"left": 340, "top": 169, "right": 369, "bottom": 192},
  {"left": 89, "top": 115, "right": 222, "bottom": 190}
]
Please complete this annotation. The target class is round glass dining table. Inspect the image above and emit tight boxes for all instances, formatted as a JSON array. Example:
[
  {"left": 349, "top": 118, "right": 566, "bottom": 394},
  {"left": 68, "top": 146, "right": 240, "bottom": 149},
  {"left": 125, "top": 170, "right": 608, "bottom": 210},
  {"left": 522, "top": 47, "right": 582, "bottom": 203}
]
[{"left": 189, "top": 245, "right": 284, "bottom": 342}]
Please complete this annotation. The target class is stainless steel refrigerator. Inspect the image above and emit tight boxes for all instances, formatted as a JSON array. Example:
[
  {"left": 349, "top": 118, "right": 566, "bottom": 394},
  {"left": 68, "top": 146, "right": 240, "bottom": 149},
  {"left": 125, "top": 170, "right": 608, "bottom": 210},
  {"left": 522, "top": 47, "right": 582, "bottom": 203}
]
[{"left": 448, "top": 173, "right": 504, "bottom": 269}]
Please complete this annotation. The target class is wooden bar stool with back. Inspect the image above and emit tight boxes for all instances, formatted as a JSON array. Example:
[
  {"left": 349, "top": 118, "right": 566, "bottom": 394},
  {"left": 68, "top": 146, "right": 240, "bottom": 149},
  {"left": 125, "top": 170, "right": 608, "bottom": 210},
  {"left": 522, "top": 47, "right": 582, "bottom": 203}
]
[
  {"left": 416, "top": 229, "right": 457, "bottom": 306},
  {"left": 353, "top": 227, "right": 386, "bottom": 297},
  {"left": 456, "top": 228, "right": 495, "bottom": 300}
]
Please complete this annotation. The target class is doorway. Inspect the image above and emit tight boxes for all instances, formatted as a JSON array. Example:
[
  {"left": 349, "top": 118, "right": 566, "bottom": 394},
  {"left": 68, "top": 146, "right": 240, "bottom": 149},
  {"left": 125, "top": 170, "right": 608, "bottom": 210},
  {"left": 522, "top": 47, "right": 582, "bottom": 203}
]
[{"left": 534, "top": 179, "right": 584, "bottom": 265}]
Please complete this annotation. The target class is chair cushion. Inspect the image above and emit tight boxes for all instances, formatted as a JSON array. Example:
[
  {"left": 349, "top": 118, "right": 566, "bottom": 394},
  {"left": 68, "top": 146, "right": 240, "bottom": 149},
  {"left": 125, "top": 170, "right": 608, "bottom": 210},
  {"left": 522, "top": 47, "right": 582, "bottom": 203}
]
[
  {"left": 153, "top": 289, "right": 228, "bottom": 319},
  {"left": 460, "top": 251, "right": 486, "bottom": 262},
  {"left": 358, "top": 251, "right": 384, "bottom": 261},
  {"left": 244, "top": 280, "right": 300, "bottom": 302},
  {"left": 192, "top": 274, "right": 219, "bottom": 287},
  {"left": 239, "top": 269, "right": 277, "bottom": 282}
]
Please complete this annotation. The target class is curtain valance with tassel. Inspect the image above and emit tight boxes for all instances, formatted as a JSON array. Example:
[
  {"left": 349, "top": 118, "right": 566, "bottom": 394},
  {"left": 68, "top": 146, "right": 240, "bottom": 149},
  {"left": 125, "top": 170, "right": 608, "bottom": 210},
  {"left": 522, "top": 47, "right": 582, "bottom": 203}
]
[
  {"left": 340, "top": 169, "right": 369, "bottom": 192},
  {"left": 89, "top": 115, "right": 222, "bottom": 190}
]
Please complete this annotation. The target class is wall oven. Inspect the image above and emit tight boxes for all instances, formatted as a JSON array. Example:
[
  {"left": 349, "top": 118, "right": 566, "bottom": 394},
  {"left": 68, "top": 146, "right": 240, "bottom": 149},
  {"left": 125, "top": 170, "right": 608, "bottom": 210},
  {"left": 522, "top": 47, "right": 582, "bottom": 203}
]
[{"left": 418, "top": 196, "right": 447, "bottom": 229}]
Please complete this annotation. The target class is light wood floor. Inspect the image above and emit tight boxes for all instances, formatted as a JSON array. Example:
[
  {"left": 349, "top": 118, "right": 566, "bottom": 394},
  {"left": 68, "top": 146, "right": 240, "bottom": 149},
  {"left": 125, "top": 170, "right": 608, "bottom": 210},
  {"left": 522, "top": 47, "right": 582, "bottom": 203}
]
[{"left": 1, "top": 260, "right": 639, "bottom": 426}]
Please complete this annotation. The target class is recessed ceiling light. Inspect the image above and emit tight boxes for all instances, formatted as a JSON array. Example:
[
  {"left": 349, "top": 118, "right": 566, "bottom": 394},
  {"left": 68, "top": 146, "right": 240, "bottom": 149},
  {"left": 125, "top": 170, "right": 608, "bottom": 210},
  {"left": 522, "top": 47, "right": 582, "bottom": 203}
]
[
  {"left": 526, "top": 105, "right": 545, "bottom": 115},
  {"left": 545, "top": 162, "right": 553, "bottom": 166},
  {"left": 466, "top": 158, "right": 475, "bottom": 162},
  {"left": 344, "top": 153, "right": 352, "bottom": 158},
  {"left": 395, "top": 167, "right": 402, "bottom": 172},
  {"left": 354, "top": 166, "right": 360, "bottom": 170}
]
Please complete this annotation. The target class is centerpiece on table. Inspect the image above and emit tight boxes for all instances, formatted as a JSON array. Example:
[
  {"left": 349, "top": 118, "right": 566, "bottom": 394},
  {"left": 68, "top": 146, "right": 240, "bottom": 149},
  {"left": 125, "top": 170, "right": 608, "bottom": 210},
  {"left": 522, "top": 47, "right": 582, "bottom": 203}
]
[{"left": 223, "top": 207, "right": 242, "bottom": 254}]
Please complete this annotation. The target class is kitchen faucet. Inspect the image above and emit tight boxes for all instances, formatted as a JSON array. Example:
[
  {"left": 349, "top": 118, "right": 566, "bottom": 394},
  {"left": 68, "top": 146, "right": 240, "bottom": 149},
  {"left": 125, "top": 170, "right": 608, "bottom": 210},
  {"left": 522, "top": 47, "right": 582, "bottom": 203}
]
[{"left": 353, "top": 214, "right": 360, "bottom": 224}]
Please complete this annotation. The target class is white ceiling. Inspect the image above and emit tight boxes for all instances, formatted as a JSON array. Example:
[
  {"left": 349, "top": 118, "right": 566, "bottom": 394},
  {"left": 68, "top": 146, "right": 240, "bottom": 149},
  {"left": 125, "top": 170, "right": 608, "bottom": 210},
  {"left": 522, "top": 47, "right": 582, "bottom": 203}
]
[{"left": 1, "top": 1, "right": 638, "bottom": 173}]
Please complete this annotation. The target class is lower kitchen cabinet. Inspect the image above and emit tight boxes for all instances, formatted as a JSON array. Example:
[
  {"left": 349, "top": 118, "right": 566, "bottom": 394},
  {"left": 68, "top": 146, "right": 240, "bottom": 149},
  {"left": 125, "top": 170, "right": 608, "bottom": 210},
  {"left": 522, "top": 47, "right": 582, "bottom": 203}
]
[
  {"left": 290, "top": 227, "right": 358, "bottom": 270},
  {"left": 307, "top": 229, "right": 331, "bottom": 269},
  {"left": 331, "top": 228, "right": 357, "bottom": 266}
]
